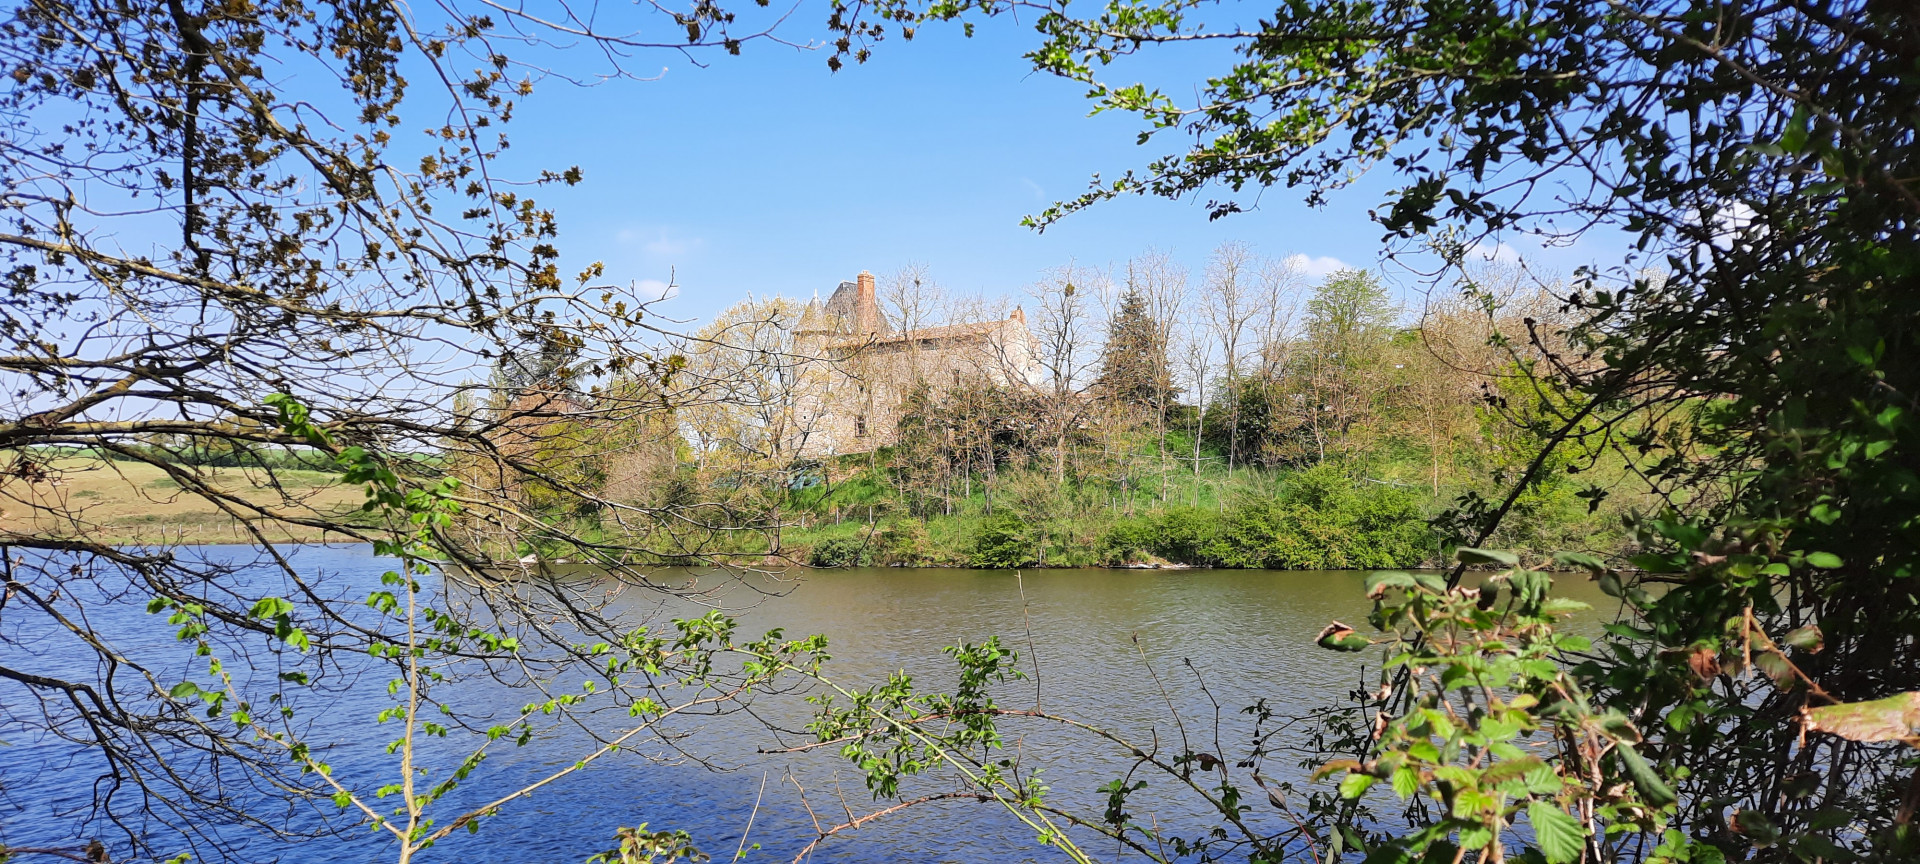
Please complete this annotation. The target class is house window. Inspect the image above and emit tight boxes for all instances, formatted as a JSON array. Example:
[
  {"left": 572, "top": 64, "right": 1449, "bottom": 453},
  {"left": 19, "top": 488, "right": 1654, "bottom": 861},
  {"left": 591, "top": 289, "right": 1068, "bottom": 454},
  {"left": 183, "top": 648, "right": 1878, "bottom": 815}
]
[{"left": 855, "top": 415, "right": 868, "bottom": 437}]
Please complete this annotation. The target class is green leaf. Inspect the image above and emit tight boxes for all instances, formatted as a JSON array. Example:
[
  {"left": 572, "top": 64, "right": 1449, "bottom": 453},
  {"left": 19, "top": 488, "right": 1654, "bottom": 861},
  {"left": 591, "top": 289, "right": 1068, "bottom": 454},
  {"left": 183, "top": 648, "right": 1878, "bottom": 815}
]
[
  {"left": 1616, "top": 744, "right": 1678, "bottom": 807},
  {"left": 1803, "top": 551, "right": 1843, "bottom": 569},
  {"left": 1457, "top": 548, "right": 1518, "bottom": 566},
  {"left": 1789, "top": 833, "right": 1856, "bottom": 862},
  {"left": 1551, "top": 551, "right": 1606, "bottom": 575},
  {"left": 1806, "top": 806, "right": 1853, "bottom": 830},
  {"left": 1522, "top": 764, "right": 1565, "bottom": 796},
  {"left": 1361, "top": 846, "right": 1413, "bottom": 864},
  {"left": 1627, "top": 553, "right": 1680, "bottom": 573},
  {"left": 1317, "top": 622, "right": 1372, "bottom": 652},
  {"left": 1731, "top": 809, "right": 1779, "bottom": 847},
  {"left": 169, "top": 681, "right": 201, "bottom": 700},
  {"left": 249, "top": 597, "right": 294, "bottom": 619},
  {"left": 1482, "top": 755, "right": 1545, "bottom": 784},
  {"left": 1539, "top": 598, "right": 1592, "bottom": 616},
  {"left": 1457, "top": 824, "right": 1494, "bottom": 850},
  {"left": 1338, "top": 772, "right": 1377, "bottom": 799},
  {"left": 1391, "top": 766, "right": 1420, "bottom": 798},
  {"left": 1782, "top": 625, "right": 1824, "bottom": 653},
  {"left": 1339, "top": 825, "right": 1370, "bottom": 858},
  {"left": 1365, "top": 571, "right": 1418, "bottom": 599},
  {"left": 1753, "top": 650, "right": 1796, "bottom": 687},
  {"left": 1803, "top": 691, "right": 1920, "bottom": 742},
  {"left": 1779, "top": 107, "right": 1809, "bottom": 154},
  {"left": 1528, "top": 801, "right": 1585, "bottom": 863},
  {"left": 1597, "top": 711, "right": 1643, "bottom": 743}
]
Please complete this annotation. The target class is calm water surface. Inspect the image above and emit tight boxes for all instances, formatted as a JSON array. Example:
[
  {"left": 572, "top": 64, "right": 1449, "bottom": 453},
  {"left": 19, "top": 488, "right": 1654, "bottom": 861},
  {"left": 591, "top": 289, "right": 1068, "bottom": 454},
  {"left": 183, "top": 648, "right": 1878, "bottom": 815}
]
[{"left": 1, "top": 546, "right": 1616, "bottom": 863}]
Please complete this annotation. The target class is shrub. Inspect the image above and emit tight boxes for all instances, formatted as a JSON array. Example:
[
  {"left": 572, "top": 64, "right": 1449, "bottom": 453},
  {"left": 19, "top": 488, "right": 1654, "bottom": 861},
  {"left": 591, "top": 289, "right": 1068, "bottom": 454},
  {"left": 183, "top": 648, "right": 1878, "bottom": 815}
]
[
  {"left": 1155, "top": 507, "right": 1224, "bottom": 563},
  {"left": 1100, "top": 506, "right": 1227, "bottom": 565},
  {"left": 807, "top": 536, "right": 876, "bottom": 568},
  {"left": 1094, "top": 466, "right": 1436, "bottom": 569},
  {"left": 1096, "top": 517, "right": 1156, "bottom": 565},
  {"left": 968, "top": 511, "right": 1038, "bottom": 569},
  {"left": 877, "top": 520, "right": 933, "bottom": 566}
]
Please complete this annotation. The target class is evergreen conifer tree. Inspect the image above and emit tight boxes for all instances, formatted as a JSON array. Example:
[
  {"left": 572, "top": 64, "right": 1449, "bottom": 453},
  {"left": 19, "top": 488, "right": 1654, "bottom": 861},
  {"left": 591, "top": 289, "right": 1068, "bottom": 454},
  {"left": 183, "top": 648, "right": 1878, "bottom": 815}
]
[{"left": 1096, "top": 288, "right": 1172, "bottom": 410}]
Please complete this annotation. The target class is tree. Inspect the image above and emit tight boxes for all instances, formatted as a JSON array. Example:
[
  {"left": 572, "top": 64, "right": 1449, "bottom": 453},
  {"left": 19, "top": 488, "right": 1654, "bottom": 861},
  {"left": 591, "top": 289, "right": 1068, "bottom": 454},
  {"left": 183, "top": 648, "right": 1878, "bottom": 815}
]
[
  {"left": 1126, "top": 250, "right": 1189, "bottom": 502},
  {"left": 880, "top": 262, "right": 946, "bottom": 383},
  {"left": 1173, "top": 313, "right": 1215, "bottom": 505},
  {"left": 1092, "top": 286, "right": 1172, "bottom": 512},
  {"left": 890, "top": 381, "right": 952, "bottom": 516},
  {"left": 1304, "top": 270, "right": 1396, "bottom": 350},
  {"left": 1286, "top": 269, "right": 1397, "bottom": 464},
  {"left": 0, "top": 0, "right": 866, "bottom": 859},
  {"left": 1251, "top": 255, "right": 1306, "bottom": 383},
  {"left": 1095, "top": 287, "right": 1171, "bottom": 409},
  {"left": 493, "top": 329, "right": 587, "bottom": 396},
  {"left": 1023, "top": 264, "right": 1103, "bottom": 485},
  {"left": 684, "top": 296, "right": 832, "bottom": 475},
  {"left": 1201, "top": 242, "right": 1258, "bottom": 474},
  {"left": 1244, "top": 270, "right": 1397, "bottom": 468}
]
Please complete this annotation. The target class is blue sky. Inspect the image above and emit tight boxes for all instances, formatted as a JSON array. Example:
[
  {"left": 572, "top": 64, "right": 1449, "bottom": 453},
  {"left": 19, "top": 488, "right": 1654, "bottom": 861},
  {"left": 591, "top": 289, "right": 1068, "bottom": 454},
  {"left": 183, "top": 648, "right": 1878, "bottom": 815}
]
[{"left": 498, "top": 12, "right": 1610, "bottom": 325}]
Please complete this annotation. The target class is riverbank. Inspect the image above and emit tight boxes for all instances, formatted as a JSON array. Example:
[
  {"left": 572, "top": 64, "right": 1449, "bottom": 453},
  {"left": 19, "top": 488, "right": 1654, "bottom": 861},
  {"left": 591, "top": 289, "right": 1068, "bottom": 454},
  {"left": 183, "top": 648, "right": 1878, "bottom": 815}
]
[
  {"left": 764, "top": 447, "right": 1646, "bottom": 569},
  {"left": 782, "top": 468, "right": 1633, "bottom": 570},
  {"left": 4, "top": 458, "right": 1633, "bottom": 566}
]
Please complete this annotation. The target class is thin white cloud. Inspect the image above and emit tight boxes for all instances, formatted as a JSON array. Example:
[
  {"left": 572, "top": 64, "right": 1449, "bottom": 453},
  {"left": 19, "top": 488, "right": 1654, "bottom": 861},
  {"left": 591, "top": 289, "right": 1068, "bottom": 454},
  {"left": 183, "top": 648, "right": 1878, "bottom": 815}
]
[
  {"left": 1283, "top": 253, "right": 1349, "bottom": 278},
  {"left": 1466, "top": 240, "right": 1523, "bottom": 264},
  {"left": 1019, "top": 177, "right": 1045, "bottom": 200},
  {"left": 615, "top": 226, "right": 705, "bottom": 261},
  {"left": 636, "top": 278, "right": 678, "bottom": 301}
]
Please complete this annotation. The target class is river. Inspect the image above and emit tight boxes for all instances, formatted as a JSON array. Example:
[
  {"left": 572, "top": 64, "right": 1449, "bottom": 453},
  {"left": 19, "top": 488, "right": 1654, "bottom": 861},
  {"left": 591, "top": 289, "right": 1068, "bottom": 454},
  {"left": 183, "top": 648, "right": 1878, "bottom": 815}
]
[{"left": 0, "top": 545, "right": 1617, "bottom": 863}]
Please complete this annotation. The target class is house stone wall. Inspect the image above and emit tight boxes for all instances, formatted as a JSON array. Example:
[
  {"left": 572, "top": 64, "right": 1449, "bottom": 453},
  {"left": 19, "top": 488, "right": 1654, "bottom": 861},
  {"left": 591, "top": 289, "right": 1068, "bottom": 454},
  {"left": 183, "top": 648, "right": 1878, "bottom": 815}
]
[{"left": 790, "top": 271, "right": 1037, "bottom": 458}]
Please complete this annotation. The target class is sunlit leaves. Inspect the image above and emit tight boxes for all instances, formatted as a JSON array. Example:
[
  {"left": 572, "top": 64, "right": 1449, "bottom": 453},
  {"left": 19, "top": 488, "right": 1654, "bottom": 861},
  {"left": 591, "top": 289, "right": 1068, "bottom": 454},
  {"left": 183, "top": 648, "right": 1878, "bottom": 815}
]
[
  {"left": 1318, "top": 553, "right": 1675, "bottom": 860},
  {"left": 1528, "top": 801, "right": 1585, "bottom": 864}
]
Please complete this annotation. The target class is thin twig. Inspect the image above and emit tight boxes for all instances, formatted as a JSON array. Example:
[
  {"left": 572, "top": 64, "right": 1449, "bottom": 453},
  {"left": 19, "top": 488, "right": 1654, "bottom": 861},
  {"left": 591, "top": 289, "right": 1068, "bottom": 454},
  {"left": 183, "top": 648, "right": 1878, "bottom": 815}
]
[
  {"left": 1016, "top": 570, "right": 1043, "bottom": 711},
  {"left": 734, "top": 772, "right": 768, "bottom": 862}
]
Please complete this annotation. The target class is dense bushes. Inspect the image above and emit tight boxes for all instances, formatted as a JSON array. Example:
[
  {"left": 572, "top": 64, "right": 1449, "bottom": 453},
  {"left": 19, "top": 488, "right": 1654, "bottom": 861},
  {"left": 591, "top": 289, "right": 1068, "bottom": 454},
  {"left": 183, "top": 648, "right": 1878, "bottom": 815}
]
[
  {"left": 1097, "top": 465, "right": 1434, "bottom": 569},
  {"left": 967, "top": 512, "right": 1041, "bottom": 569},
  {"left": 807, "top": 536, "right": 877, "bottom": 567},
  {"left": 795, "top": 466, "right": 1441, "bottom": 569}
]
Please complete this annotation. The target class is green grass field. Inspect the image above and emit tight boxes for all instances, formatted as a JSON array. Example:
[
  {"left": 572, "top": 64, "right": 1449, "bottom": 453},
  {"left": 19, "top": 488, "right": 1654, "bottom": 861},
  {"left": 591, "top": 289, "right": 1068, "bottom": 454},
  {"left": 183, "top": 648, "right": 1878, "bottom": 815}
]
[{"left": 1, "top": 457, "right": 371, "bottom": 544}]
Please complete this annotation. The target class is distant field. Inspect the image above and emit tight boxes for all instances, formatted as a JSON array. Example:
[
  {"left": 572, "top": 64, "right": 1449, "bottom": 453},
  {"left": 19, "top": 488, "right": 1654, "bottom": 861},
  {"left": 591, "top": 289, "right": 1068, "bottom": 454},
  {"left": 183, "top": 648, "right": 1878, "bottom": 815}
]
[{"left": 0, "top": 457, "right": 373, "bottom": 545}]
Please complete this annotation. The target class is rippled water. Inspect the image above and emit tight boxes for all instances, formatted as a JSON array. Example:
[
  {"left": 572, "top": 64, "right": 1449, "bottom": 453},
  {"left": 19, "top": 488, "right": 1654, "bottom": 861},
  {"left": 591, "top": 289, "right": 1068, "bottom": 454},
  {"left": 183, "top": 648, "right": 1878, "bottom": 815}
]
[{"left": 0, "top": 546, "right": 1616, "bottom": 863}]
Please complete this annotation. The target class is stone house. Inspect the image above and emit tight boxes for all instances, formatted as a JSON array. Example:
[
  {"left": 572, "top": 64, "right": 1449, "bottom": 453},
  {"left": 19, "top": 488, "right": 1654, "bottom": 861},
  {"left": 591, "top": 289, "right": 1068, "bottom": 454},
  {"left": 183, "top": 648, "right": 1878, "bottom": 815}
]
[{"left": 792, "top": 271, "right": 1039, "bottom": 457}]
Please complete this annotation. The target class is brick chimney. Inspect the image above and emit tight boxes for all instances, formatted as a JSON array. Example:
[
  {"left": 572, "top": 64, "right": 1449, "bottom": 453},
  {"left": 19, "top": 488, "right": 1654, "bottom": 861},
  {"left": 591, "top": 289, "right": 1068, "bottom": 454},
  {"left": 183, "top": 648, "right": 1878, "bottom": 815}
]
[{"left": 856, "top": 270, "right": 879, "bottom": 333}]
